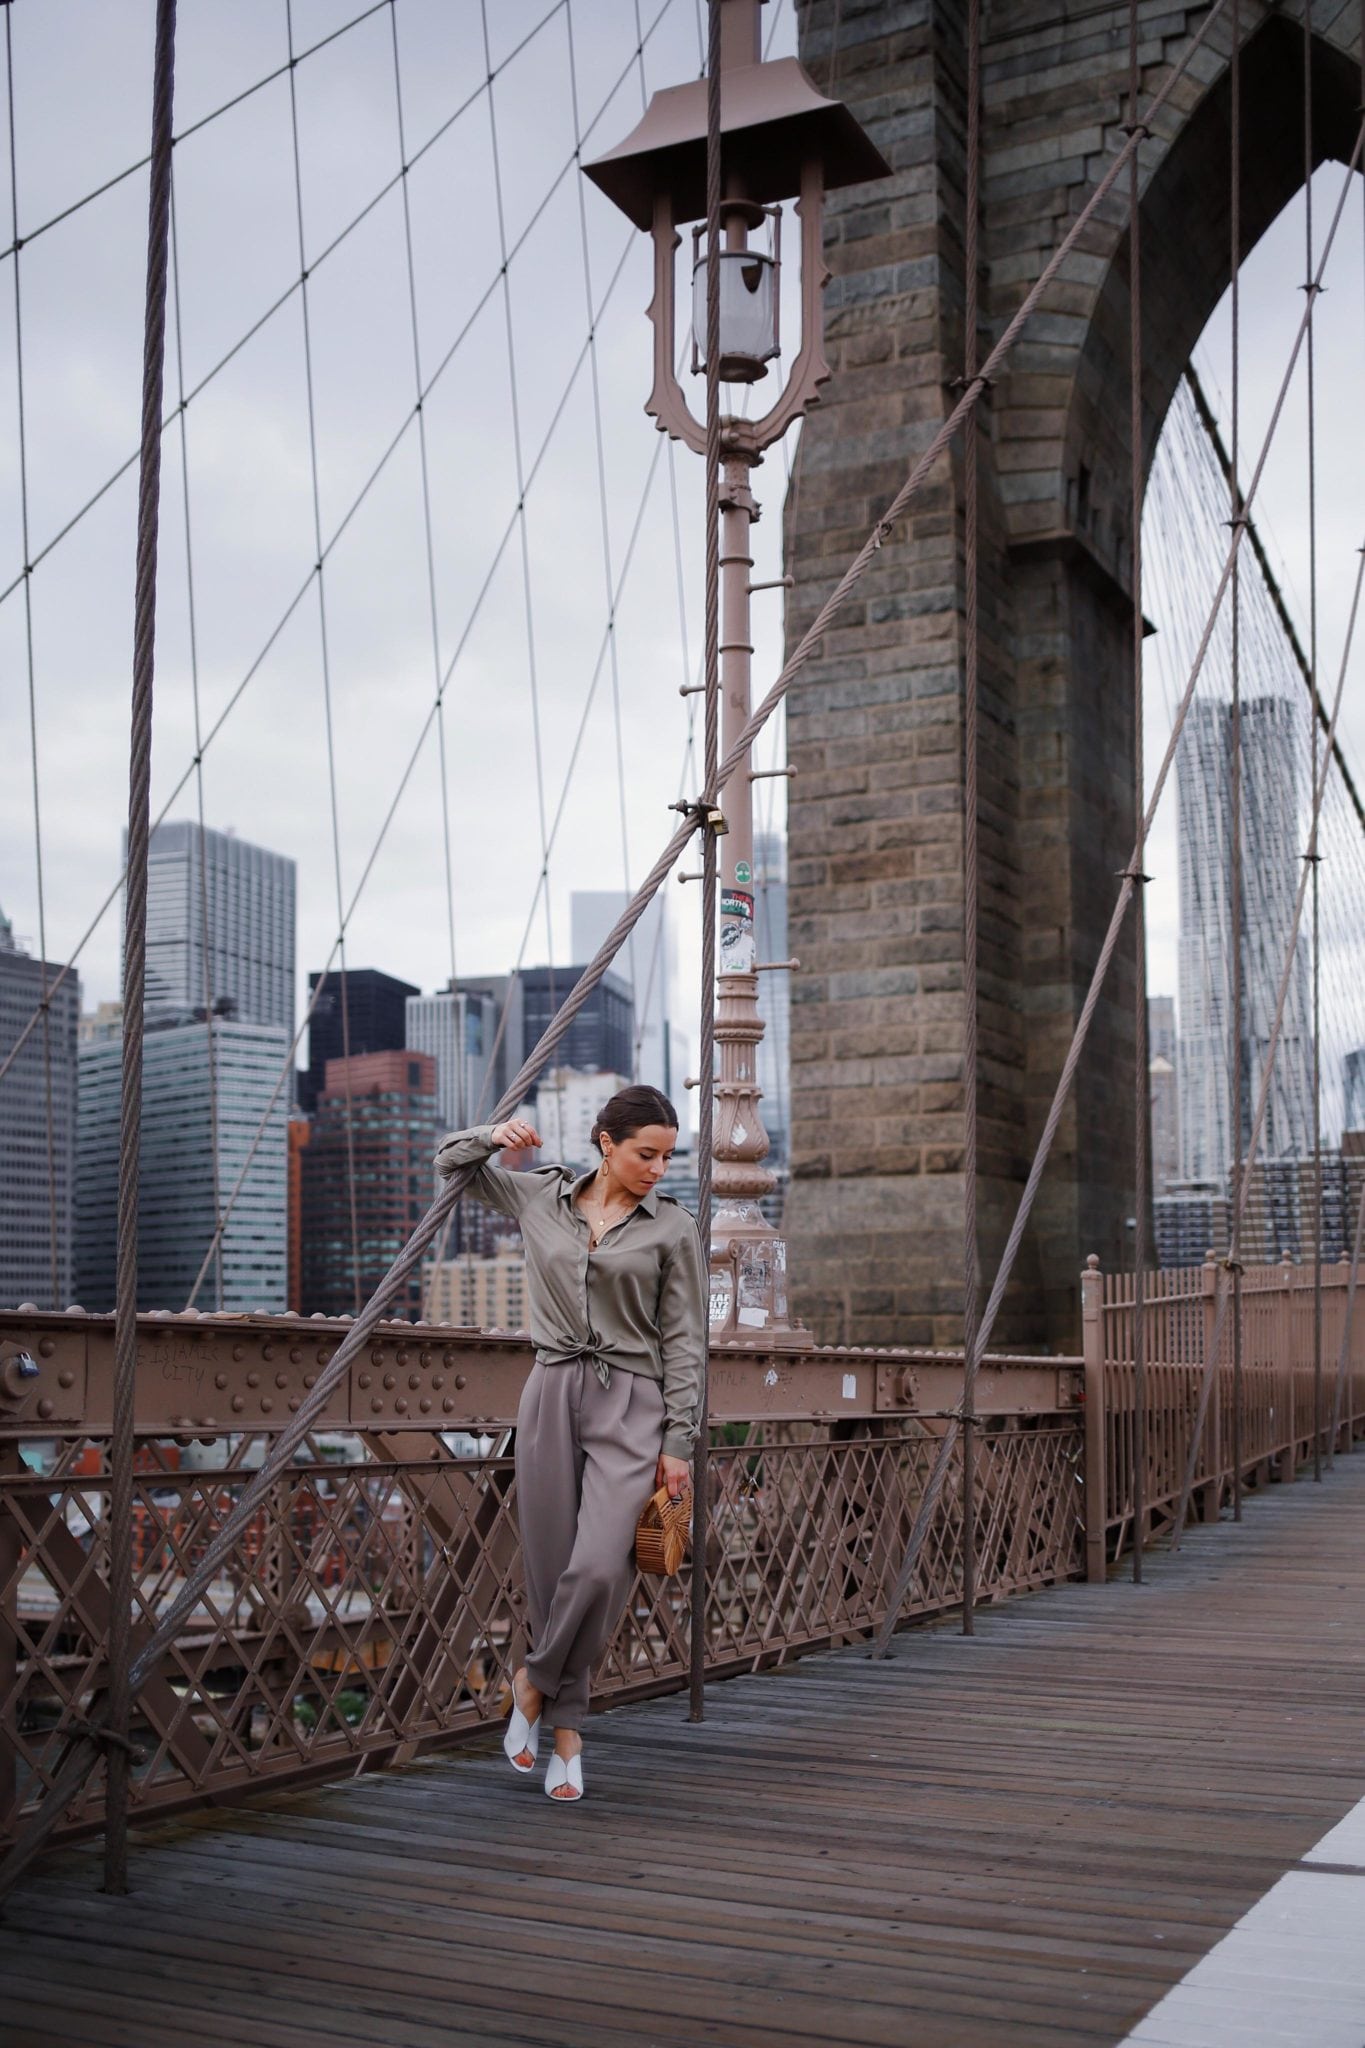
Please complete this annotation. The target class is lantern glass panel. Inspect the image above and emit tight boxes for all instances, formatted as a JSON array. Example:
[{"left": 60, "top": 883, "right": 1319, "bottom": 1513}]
[{"left": 692, "top": 247, "right": 778, "bottom": 378}]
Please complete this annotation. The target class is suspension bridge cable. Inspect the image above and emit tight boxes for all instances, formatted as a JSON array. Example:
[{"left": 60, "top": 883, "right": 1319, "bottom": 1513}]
[
  {"left": 568, "top": 0, "right": 639, "bottom": 1070},
  {"left": 959, "top": 0, "right": 982, "bottom": 1632},
  {"left": 687, "top": 0, "right": 723, "bottom": 1728},
  {"left": 4, "top": 6, "right": 59, "bottom": 1311},
  {"left": 105, "top": 0, "right": 178, "bottom": 1900},
  {"left": 0, "top": 47, "right": 658, "bottom": 1097},
  {"left": 0, "top": 0, "right": 396, "bottom": 268},
  {"left": 0, "top": 0, "right": 1247, "bottom": 1890},
  {"left": 0, "top": 0, "right": 652, "bottom": 616},
  {"left": 168, "top": 181, "right": 224, "bottom": 1312},
  {"left": 1303, "top": 3, "right": 1325, "bottom": 1478},
  {"left": 871, "top": 100, "right": 1365, "bottom": 1658},
  {"left": 188, "top": 301, "right": 673, "bottom": 1310},
  {"left": 285, "top": 0, "right": 362, "bottom": 1314},
  {"left": 1228, "top": 0, "right": 1244, "bottom": 1513},
  {"left": 1127, "top": 0, "right": 1150, "bottom": 1581}
]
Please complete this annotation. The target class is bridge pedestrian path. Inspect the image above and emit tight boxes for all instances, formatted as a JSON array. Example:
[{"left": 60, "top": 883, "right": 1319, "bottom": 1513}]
[{"left": 5, "top": 1452, "right": 1365, "bottom": 2047}]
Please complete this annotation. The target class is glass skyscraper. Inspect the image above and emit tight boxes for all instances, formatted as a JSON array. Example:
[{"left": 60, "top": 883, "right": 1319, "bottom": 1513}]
[
  {"left": 139, "top": 820, "right": 295, "bottom": 1031},
  {"left": 0, "top": 908, "right": 79, "bottom": 1308}
]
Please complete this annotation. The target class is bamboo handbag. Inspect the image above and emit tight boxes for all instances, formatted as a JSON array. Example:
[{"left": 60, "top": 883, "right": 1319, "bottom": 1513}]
[{"left": 634, "top": 1485, "right": 690, "bottom": 1576}]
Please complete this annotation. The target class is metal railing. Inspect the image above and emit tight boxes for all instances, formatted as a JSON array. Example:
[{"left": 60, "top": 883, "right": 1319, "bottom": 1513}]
[{"left": 3, "top": 1252, "right": 1363, "bottom": 1850}]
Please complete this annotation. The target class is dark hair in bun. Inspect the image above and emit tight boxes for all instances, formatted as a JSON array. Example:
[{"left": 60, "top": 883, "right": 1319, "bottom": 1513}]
[{"left": 590, "top": 1084, "right": 679, "bottom": 1156}]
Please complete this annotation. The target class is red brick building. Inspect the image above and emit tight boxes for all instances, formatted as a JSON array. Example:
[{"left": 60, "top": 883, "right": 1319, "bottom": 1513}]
[{"left": 299, "top": 1050, "right": 440, "bottom": 1319}]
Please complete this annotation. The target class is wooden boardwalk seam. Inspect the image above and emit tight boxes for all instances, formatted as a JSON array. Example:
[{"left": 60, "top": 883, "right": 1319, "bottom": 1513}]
[{"left": 6, "top": 1453, "right": 1365, "bottom": 2047}]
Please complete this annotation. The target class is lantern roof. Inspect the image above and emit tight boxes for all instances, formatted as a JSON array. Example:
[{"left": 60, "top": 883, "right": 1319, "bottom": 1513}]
[{"left": 582, "top": 57, "right": 890, "bottom": 230}]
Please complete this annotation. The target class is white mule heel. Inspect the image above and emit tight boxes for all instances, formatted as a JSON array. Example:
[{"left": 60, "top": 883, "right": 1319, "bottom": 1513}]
[
  {"left": 543, "top": 1751, "right": 584, "bottom": 1802},
  {"left": 503, "top": 1684, "right": 540, "bottom": 1774}
]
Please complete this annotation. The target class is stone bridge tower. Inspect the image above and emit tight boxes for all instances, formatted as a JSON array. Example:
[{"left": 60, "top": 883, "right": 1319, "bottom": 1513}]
[{"left": 783, "top": 1, "right": 1361, "bottom": 1350}]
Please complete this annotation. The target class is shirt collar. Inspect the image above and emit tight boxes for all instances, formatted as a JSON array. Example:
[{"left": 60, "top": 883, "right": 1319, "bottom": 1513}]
[{"left": 561, "top": 1168, "right": 660, "bottom": 1218}]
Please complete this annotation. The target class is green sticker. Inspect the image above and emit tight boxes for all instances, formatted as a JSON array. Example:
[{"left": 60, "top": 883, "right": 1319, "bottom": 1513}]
[{"left": 735, "top": 861, "right": 751, "bottom": 885}]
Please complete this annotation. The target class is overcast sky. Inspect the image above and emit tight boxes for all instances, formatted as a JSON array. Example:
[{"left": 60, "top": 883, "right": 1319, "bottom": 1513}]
[{"left": 1, "top": 1, "right": 1362, "bottom": 1095}]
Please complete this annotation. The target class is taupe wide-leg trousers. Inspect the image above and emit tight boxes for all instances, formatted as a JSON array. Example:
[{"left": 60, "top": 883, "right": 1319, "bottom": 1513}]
[{"left": 515, "top": 1357, "right": 664, "bottom": 1730}]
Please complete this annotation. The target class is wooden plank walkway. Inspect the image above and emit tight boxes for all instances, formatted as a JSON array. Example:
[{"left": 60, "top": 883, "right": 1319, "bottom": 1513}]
[{"left": 6, "top": 1451, "right": 1365, "bottom": 2048}]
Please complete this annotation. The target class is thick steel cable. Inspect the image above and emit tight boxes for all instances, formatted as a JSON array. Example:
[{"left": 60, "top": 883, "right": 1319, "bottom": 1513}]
[
  {"left": 689, "top": 0, "right": 722, "bottom": 1729},
  {"left": 871, "top": 107, "right": 1365, "bottom": 1658},
  {"left": 1127, "top": 0, "right": 1150, "bottom": 1583},
  {"left": 1303, "top": 4, "right": 1324, "bottom": 1478},
  {"left": 285, "top": 0, "right": 362, "bottom": 1312},
  {"left": 0, "top": 0, "right": 396, "bottom": 270},
  {"left": 1330, "top": 1164, "right": 1365, "bottom": 1451},
  {"left": 1170, "top": 536, "right": 1365, "bottom": 1548},
  {"left": 0, "top": 0, "right": 1244, "bottom": 1883},
  {"left": 0, "top": 31, "right": 659, "bottom": 1103},
  {"left": 958, "top": 0, "right": 982, "bottom": 1636},
  {"left": 169, "top": 185, "right": 224, "bottom": 1312},
  {"left": 0, "top": 0, "right": 581, "bottom": 617},
  {"left": 105, "top": 0, "right": 178, "bottom": 1899},
  {"left": 1228, "top": 0, "right": 1245, "bottom": 1520},
  {"left": 5, "top": 8, "right": 60, "bottom": 1310}
]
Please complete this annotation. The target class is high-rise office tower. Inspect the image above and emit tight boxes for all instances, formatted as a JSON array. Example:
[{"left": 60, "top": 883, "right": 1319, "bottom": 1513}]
[
  {"left": 571, "top": 890, "right": 674, "bottom": 1096},
  {"left": 1177, "top": 696, "right": 1311, "bottom": 1185},
  {"left": 753, "top": 830, "right": 790, "bottom": 1169},
  {"left": 405, "top": 987, "right": 499, "bottom": 1131},
  {"left": 1345, "top": 1048, "right": 1365, "bottom": 1135},
  {"left": 76, "top": 1015, "right": 290, "bottom": 1312},
  {"left": 1148, "top": 995, "right": 1176, "bottom": 1067},
  {"left": 139, "top": 821, "right": 295, "bottom": 1032},
  {"left": 299, "top": 967, "right": 417, "bottom": 1113},
  {"left": 0, "top": 908, "right": 79, "bottom": 1308},
  {"left": 453, "top": 967, "right": 633, "bottom": 1107},
  {"left": 299, "top": 1050, "right": 441, "bottom": 1317}
]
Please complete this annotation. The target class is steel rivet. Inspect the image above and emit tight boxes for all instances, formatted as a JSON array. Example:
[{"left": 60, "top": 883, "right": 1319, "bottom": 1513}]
[
  {"left": 442, "top": 1396, "right": 456, "bottom": 1413},
  {"left": 215, "top": 1372, "right": 228, "bottom": 1390},
  {"left": 442, "top": 1349, "right": 456, "bottom": 1367},
  {"left": 37, "top": 1398, "right": 54, "bottom": 1420},
  {"left": 276, "top": 1372, "right": 289, "bottom": 1390},
  {"left": 38, "top": 1337, "right": 55, "bottom": 1358},
  {"left": 408, "top": 1373, "right": 421, "bottom": 1390},
  {"left": 383, "top": 1372, "right": 397, "bottom": 1391},
  {"left": 232, "top": 1394, "right": 245, "bottom": 1413},
  {"left": 246, "top": 1371, "right": 260, "bottom": 1388},
  {"left": 370, "top": 1347, "right": 385, "bottom": 1366},
  {"left": 288, "top": 1396, "right": 301, "bottom": 1412},
  {"left": 303, "top": 1372, "right": 316, "bottom": 1389},
  {"left": 260, "top": 1396, "right": 273, "bottom": 1414},
  {"left": 317, "top": 1348, "right": 332, "bottom": 1365},
  {"left": 395, "top": 1350, "right": 410, "bottom": 1368},
  {"left": 289, "top": 1347, "right": 302, "bottom": 1364},
  {"left": 233, "top": 1344, "right": 246, "bottom": 1361},
  {"left": 419, "top": 1349, "right": 432, "bottom": 1368},
  {"left": 419, "top": 1396, "right": 432, "bottom": 1413},
  {"left": 455, "top": 1374, "right": 467, "bottom": 1390},
  {"left": 395, "top": 1397, "right": 409, "bottom": 1415},
  {"left": 262, "top": 1344, "right": 275, "bottom": 1362},
  {"left": 358, "top": 1372, "right": 372, "bottom": 1389},
  {"left": 58, "top": 1369, "right": 75, "bottom": 1389},
  {"left": 371, "top": 1396, "right": 384, "bottom": 1414},
  {"left": 431, "top": 1373, "right": 445, "bottom": 1390}
]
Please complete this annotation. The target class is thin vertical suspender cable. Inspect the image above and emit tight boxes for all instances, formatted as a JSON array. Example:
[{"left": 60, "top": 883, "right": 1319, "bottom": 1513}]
[
  {"left": 4, "top": 7, "right": 60, "bottom": 1311},
  {"left": 1303, "top": 3, "right": 1325, "bottom": 1478},
  {"left": 284, "top": 0, "right": 361, "bottom": 1312},
  {"left": 690, "top": 0, "right": 722, "bottom": 1727},
  {"left": 1228, "top": 0, "right": 1245, "bottom": 1518},
  {"left": 567, "top": 0, "right": 640, "bottom": 1071},
  {"left": 386, "top": 1, "right": 463, "bottom": 1316},
  {"left": 169, "top": 183, "right": 224, "bottom": 1312},
  {"left": 105, "top": 0, "right": 178, "bottom": 1897},
  {"left": 480, "top": 0, "right": 557, "bottom": 1026},
  {"left": 959, "top": 0, "right": 982, "bottom": 1636},
  {"left": 1128, "top": 0, "right": 1150, "bottom": 1579}
]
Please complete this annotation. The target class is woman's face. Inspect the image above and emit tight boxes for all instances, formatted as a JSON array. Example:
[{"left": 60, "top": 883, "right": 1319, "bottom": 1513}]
[{"left": 606, "top": 1124, "right": 678, "bottom": 1197}]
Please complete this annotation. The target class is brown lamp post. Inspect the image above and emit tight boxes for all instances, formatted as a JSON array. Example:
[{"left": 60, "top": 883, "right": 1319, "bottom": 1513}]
[{"left": 584, "top": 0, "right": 888, "bottom": 1343}]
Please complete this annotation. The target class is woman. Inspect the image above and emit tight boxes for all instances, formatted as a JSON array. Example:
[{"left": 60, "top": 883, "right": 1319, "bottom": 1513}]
[{"left": 434, "top": 1084, "right": 705, "bottom": 1803}]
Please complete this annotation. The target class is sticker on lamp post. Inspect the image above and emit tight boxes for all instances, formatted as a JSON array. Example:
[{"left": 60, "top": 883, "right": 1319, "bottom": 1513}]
[{"left": 719, "top": 888, "right": 754, "bottom": 974}]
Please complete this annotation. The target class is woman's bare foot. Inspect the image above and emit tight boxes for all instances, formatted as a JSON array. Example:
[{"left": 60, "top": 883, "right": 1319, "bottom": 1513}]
[
  {"left": 510, "top": 1667, "right": 542, "bottom": 1769},
  {"left": 549, "top": 1727, "right": 583, "bottom": 1799}
]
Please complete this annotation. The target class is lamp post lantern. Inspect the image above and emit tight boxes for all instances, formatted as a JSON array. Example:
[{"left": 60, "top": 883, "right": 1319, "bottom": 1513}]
[{"left": 585, "top": 0, "right": 889, "bottom": 1342}]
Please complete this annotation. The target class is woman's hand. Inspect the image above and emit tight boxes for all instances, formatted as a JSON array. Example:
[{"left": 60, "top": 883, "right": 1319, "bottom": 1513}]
[
  {"left": 490, "top": 1118, "right": 541, "bottom": 1151},
  {"left": 656, "top": 1453, "right": 691, "bottom": 1501}
]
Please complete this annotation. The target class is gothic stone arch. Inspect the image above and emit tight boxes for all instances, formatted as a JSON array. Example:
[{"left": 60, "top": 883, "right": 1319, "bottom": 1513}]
[{"left": 783, "top": 1, "right": 1360, "bottom": 1350}]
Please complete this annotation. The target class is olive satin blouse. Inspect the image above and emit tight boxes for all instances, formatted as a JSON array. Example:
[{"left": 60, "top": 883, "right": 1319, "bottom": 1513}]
[{"left": 433, "top": 1125, "right": 707, "bottom": 1459}]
